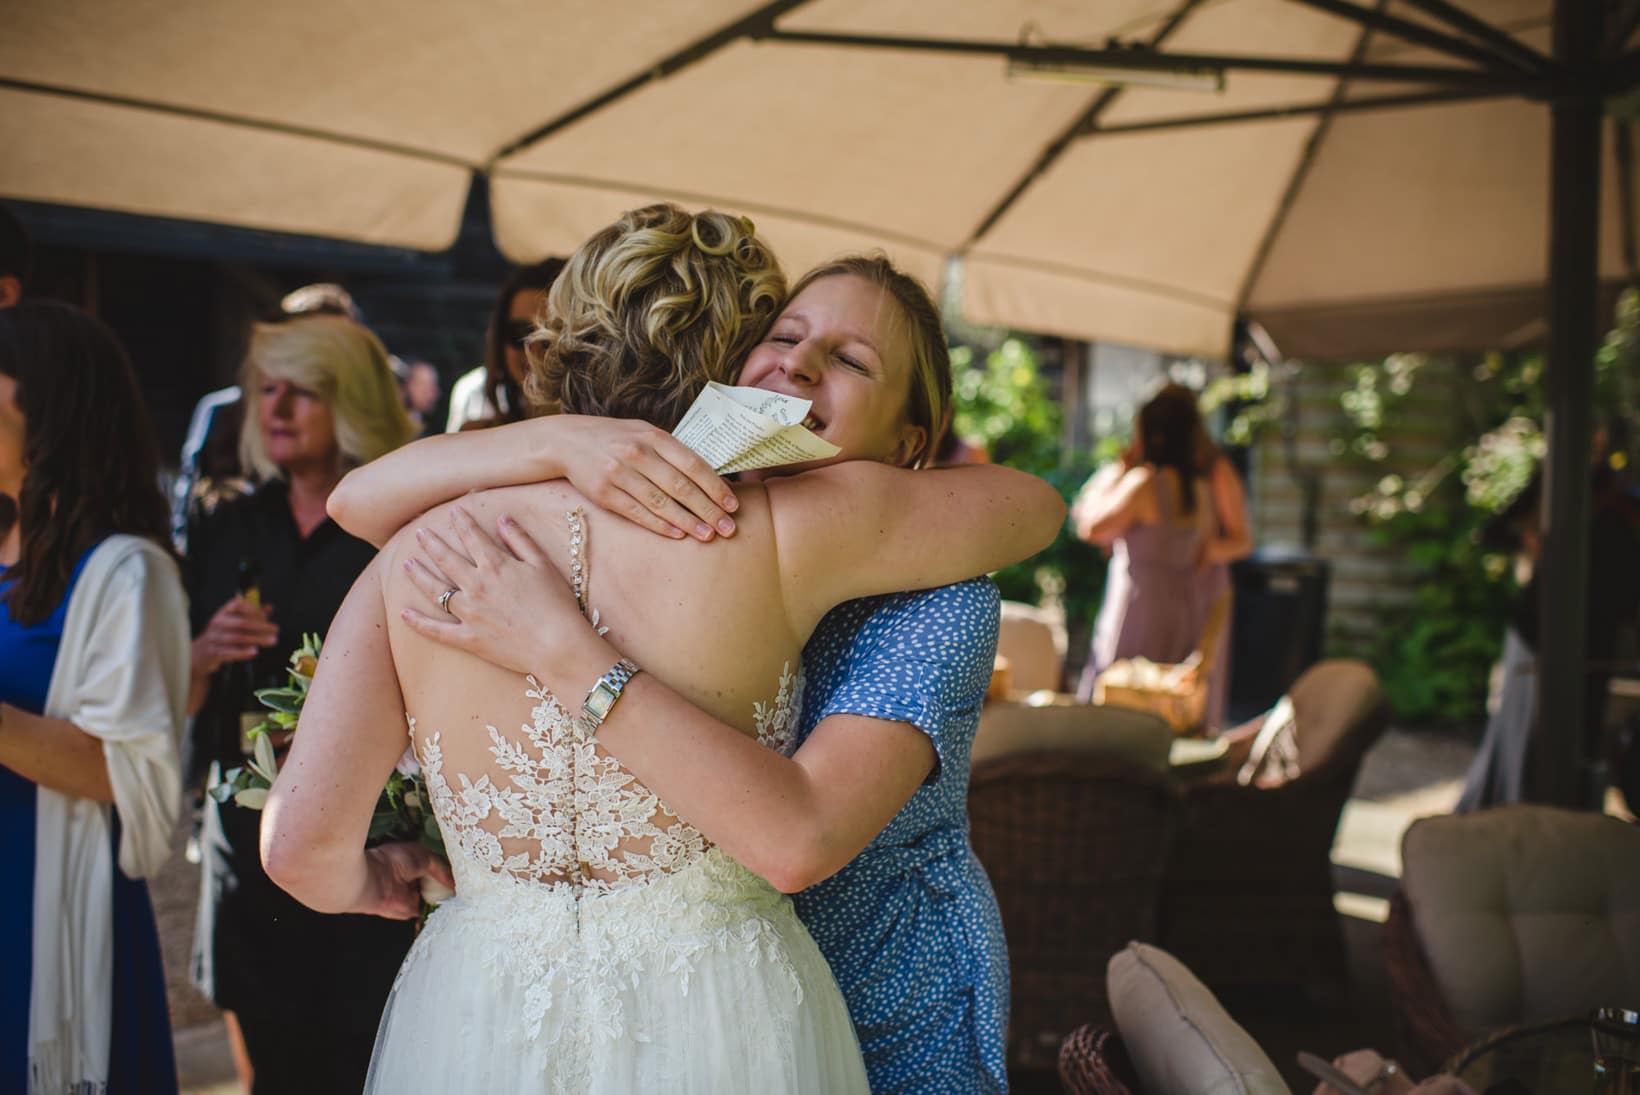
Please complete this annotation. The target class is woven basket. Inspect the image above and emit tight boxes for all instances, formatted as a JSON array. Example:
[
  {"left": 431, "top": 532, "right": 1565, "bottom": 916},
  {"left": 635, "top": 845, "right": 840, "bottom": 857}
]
[
  {"left": 1094, "top": 672, "right": 1205, "bottom": 735},
  {"left": 1093, "top": 590, "right": 1230, "bottom": 736}
]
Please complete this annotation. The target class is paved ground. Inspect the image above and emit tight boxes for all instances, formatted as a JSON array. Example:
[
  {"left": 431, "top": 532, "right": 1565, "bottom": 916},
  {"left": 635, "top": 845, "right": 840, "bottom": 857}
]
[
  {"left": 149, "top": 817, "right": 238, "bottom": 1092},
  {"left": 170, "top": 727, "right": 1482, "bottom": 1093}
]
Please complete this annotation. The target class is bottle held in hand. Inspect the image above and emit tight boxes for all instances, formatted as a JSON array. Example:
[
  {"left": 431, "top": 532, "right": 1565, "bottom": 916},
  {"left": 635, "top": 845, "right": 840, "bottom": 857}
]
[{"left": 235, "top": 558, "right": 266, "bottom": 756}]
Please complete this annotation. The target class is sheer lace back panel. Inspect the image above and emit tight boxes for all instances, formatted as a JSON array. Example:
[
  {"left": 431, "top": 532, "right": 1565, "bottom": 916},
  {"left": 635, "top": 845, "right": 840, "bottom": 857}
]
[{"left": 410, "top": 508, "right": 802, "bottom": 898}]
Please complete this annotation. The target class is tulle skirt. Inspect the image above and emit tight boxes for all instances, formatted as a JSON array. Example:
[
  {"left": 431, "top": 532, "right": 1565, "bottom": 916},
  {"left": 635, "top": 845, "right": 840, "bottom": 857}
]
[{"left": 364, "top": 849, "right": 868, "bottom": 1094}]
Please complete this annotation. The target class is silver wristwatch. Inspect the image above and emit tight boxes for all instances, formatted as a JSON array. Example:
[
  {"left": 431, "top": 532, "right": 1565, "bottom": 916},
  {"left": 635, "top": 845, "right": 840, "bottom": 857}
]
[{"left": 581, "top": 658, "right": 641, "bottom": 732}]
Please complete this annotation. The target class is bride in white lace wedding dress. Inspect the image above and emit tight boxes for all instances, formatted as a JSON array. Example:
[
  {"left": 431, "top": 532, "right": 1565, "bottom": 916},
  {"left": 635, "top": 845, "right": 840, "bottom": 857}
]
[
  {"left": 361, "top": 506, "right": 861, "bottom": 1093},
  {"left": 260, "top": 205, "right": 1059, "bottom": 1092}
]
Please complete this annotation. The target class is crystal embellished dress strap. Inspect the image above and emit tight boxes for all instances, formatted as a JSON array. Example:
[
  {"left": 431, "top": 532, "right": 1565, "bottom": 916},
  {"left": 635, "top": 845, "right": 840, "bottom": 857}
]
[{"left": 566, "top": 507, "right": 612, "bottom": 639}]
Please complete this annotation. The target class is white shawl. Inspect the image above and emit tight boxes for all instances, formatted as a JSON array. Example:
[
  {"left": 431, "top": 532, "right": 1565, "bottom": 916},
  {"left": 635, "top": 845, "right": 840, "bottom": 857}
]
[{"left": 28, "top": 535, "right": 189, "bottom": 1095}]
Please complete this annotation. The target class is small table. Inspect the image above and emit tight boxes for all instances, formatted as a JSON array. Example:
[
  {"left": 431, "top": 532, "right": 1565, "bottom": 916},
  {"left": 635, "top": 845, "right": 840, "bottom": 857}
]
[{"left": 1446, "top": 1016, "right": 1613, "bottom": 1093}]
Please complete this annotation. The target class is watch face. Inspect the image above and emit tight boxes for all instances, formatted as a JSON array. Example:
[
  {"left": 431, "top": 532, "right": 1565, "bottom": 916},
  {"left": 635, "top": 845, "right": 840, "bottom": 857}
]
[{"left": 584, "top": 681, "right": 618, "bottom": 721}]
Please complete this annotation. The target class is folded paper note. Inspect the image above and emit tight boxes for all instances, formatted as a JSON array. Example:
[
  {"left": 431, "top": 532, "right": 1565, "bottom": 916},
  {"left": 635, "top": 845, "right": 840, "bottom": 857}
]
[{"left": 671, "top": 382, "right": 841, "bottom": 474}]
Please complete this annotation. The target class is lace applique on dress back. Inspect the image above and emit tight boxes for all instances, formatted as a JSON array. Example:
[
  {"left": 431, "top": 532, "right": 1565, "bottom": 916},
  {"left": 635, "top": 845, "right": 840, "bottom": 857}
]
[
  {"left": 413, "top": 507, "right": 803, "bottom": 899},
  {"left": 755, "top": 662, "right": 803, "bottom": 757}
]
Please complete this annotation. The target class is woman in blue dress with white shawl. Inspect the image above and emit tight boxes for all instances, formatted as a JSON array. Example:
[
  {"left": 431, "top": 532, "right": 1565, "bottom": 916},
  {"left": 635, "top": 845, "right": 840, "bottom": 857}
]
[{"left": 0, "top": 301, "right": 190, "bottom": 1094}]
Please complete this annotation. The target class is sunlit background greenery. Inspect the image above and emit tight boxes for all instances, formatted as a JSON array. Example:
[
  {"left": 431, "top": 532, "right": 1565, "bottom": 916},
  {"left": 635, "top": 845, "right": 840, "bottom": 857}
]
[{"left": 948, "top": 290, "right": 1640, "bottom": 727}]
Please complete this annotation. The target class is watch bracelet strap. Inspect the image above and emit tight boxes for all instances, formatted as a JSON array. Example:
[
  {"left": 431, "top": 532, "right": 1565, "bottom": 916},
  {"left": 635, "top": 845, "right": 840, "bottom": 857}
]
[
  {"left": 582, "top": 657, "right": 641, "bottom": 731},
  {"left": 604, "top": 657, "right": 640, "bottom": 692}
]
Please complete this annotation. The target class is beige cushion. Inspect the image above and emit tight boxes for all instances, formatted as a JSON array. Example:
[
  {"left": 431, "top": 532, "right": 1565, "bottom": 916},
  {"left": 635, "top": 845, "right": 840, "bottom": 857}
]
[
  {"left": 973, "top": 702, "right": 1173, "bottom": 772},
  {"left": 1108, "top": 942, "right": 1290, "bottom": 1095},
  {"left": 1402, "top": 805, "right": 1640, "bottom": 1035},
  {"left": 998, "top": 600, "right": 1066, "bottom": 694},
  {"left": 1285, "top": 659, "right": 1382, "bottom": 770}
]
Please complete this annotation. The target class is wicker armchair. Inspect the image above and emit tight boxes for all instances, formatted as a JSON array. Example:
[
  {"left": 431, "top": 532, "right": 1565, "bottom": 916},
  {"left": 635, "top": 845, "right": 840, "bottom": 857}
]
[
  {"left": 1385, "top": 806, "right": 1640, "bottom": 1077},
  {"left": 1160, "top": 659, "right": 1389, "bottom": 998},
  {"left": 969, "top": 748, "right": 1181, "bottom": 1072},
  {"left": 1058, "top": 1024, "right": 1139, "bottom": 1095}
]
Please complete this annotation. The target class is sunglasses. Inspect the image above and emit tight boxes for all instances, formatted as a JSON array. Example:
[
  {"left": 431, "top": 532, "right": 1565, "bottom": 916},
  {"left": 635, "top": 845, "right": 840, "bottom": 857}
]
[{"left": 504, "top": 319, "right": 535, "bottom": 348}]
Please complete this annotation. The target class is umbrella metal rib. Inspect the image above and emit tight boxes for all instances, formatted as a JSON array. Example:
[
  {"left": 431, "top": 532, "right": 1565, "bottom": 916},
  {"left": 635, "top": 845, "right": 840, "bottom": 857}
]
[
  {"left": 757, "top": 28, "right": 1544, "bottom": 90},
  {"left": 1082, "top": 88, "right": 1516, "bottom": 136},
  {"left": 0, "top": 75, "right": 473, "bottom": 169},
  {"left": 1396, "top": 0, "right": 1555, "bottom": 74},
  {"left": 486, "top": 0, "right": 815, "bottom": 167},
  {"left": 1235, "top": 7, "right": 1385, "bottom": 317},
  {"left": 1283, "top": 0, "right": 1542, "bottom": 75},
  {"left": 960, "top": 0, "right": 1210, "bottom": 251}
]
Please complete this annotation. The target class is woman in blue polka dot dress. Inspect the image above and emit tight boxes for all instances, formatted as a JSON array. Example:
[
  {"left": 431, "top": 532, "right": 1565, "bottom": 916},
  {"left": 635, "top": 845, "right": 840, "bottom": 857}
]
[
  {"left": 791, "top": 578, "right": 1010, "bottom": 1091},
  {"left": 334, "top": 255, "right": 1062, "bottom": 1092}
]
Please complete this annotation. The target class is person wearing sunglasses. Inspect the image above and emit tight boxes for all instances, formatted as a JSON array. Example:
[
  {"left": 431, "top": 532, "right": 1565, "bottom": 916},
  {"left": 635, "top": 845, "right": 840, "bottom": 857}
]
[{"left": 446, "top": 259, "right": 566, "bottom": 433}]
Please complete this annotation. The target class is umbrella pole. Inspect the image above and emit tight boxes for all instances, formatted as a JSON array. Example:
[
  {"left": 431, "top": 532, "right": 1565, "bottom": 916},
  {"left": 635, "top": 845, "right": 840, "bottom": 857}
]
[{"left": 1534, "top": 0, "right": 1603, "bottom": 808}]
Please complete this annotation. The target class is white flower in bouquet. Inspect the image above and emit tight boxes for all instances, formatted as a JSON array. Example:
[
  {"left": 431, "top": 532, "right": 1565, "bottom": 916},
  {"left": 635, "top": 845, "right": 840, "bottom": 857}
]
[{"left": 209, "top": 634, "right": 453, "bottom": 913}]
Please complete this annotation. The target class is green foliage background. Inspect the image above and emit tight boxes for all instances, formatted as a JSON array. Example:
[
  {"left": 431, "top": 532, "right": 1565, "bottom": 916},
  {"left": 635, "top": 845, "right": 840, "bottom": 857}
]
[
  {"left": 948, "top": 338, "right": 1104, "bottom": 651},
  {"left": 954, "top": 291, "right": 1639, "bottom": 726},
  {"left": 1214, "top": 292, "right": 1640, "bottom": 725}
]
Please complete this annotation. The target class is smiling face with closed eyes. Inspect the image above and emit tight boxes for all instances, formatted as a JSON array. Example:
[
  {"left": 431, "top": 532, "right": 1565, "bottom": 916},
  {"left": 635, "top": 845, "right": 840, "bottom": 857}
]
[{"left": 735, "top": 274, "right": 927, "bottom": 476}]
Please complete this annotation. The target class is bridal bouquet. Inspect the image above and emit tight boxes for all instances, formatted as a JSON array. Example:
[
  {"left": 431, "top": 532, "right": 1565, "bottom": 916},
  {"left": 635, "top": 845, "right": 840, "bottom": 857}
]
[{"left": 209, "top": 635, "right": 451, "bottom": 902}]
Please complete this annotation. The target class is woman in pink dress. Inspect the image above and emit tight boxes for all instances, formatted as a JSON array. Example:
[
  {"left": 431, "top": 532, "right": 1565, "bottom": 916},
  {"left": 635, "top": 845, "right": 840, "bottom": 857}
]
[{"left": 1072, "top": 384, "right": 1251, "bottom": 731}]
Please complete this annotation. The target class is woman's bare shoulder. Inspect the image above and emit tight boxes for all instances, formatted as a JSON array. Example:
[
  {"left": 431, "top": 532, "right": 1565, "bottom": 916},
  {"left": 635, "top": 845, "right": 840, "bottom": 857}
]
[{"left": 1124, "top": 463, "right": 1156, "bottom": 488}]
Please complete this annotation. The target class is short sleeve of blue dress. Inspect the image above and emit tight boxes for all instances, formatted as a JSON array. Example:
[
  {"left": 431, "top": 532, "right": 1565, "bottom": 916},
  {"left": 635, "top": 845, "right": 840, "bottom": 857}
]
[{"left": 795, "top": 577, "right": 1009, "bottom": 1094}]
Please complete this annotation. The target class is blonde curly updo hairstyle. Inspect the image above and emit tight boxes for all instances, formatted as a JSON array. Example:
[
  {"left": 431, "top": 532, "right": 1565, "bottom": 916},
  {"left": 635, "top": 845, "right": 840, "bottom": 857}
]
[{"left": 524, "top": 204, "right": 786, "bottom": 428}]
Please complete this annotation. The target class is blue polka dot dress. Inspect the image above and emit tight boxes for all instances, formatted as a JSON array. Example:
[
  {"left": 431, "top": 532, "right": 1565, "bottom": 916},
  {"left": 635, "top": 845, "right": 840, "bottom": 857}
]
[{"left": 795, "top": 578, "right": 1009, "bottom": 1094}]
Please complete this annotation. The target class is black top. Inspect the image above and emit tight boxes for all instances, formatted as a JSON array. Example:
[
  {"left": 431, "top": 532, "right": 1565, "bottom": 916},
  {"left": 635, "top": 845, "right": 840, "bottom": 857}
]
[
  {"left": 184, "top": 479, "right": 413, "bottom": 1030},
  {"left": 184, "top": 479, "right": 378, "bottom": 783}
]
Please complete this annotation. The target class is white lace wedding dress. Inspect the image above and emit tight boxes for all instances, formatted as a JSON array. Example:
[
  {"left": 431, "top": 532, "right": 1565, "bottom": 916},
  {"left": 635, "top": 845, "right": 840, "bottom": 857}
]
[{"left": 364, "top": 511, "right": 867, "bottom": 1094}]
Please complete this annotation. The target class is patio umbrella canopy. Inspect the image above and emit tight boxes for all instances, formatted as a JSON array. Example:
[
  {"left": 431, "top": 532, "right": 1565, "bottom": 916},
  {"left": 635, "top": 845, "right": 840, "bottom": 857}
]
[
  {"left": 2, "top": 0, "right": 1631, "bottom": 805},
  {"left": 3, "top": 0, "right": 1629, "bottom": 358}
]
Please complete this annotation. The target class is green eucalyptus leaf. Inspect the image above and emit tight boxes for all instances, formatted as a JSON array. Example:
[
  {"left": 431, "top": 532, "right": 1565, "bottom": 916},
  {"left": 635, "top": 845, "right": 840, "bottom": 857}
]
[
  {"left": 233, "top": 787, "right": 269, "bottom": 810},
  {"left": 256, "top": 689, "right": 303, "bottom": 715},
  {"left": 251, "top": 731, "right": 279, "bottom": 783}
]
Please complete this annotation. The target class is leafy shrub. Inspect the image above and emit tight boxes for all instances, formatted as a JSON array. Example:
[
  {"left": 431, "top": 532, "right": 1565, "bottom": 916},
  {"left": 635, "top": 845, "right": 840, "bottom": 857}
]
[
  {"left": 949, "top": 339, "right": 1104, "bottom": 648},
  {"left": 1304, "top": 296, "right": 1636, "bottom": 724}
]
